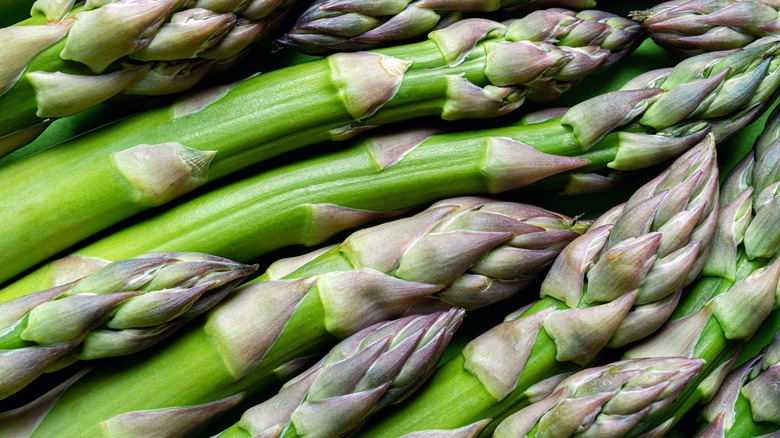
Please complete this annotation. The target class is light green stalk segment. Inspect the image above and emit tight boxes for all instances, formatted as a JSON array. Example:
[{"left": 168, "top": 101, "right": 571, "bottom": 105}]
[
  {"left": 359, "top": 136, "right": 719, "bottom": 437},
  {"left": 619, "top": 103, "right": 780, "bottom": 436},
  {"left": 632, "top": 0, "right": 780, "bottom": 57},
  {"left": 3, "top": 41, "right": 777, "bottom": 303},
  {"left": 0, "top": 252, "right": 257, "bottom": 400},
  {"left": 694, "top": 329, "right": 780, "bottom": 438},
  {"left": 0, "top": 11, "right": 640, "bottom": 285},
  {"left": 3, "top": 197, "right": 588, "bottom": 437}
]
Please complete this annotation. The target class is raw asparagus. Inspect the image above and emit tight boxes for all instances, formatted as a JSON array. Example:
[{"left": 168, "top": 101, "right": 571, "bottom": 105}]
[
  {"left": 359, "top": 136, "right": 719, "bottom": 436},
  {"left": 0, "top": 196, "right": 588, "bottom": 437},
  {"left": 620, "top": 103, "right": 780, "bottom": 435},
  {"left": 631, "top": 0, "right": 780, "bottom": 57},
  {"left": 695, "top": 329, "right": 780, "bottom": 438},
  {"left": 493, "top": 357, "right": 705, "bottom": 437},
  {"left": 0, "top": 252, "right": 257, "bottom": 400},
  {"left": 0, "top": 13, "right": 639, "bottom": 285},
  {"left": 279, "top": 3, "right": 623, "bottom": 55},
  {"left": 217, "top": 309, "right": 464, "bottom": 438}
]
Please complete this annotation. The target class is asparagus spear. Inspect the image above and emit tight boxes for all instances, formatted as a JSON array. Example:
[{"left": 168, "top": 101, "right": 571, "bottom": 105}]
[
  {"left": 0, "top": 197, "right": 588, "bottom": 437},
  {"left": 359, "top": 136, "right": 720, "bottom": 436},
  {"left": 620, "top": 103, "right": 780, "bottom": 436},
  {"left": 279, "top": 3, "right": 625, "bottom": 55},
  {"left": 217, "top": 309, "right": 464, "bottom": 438},
  {"left": 3, "top": 40, "right": 775, "bottom": 302},
  {"left": 695, "top": 329, "right": 780, "bottom": 438},
  {"left": 0, "top": 252, "right": 257, "bottom": 400},
  {"left": 0, "top": 12, "right": 639, "bottom": 286},
  {"left": 493, "top": 357, "right": 705, "bottom": 437},
  {"left": 631, "top": 0, "right": 780, "bottom": 57}
]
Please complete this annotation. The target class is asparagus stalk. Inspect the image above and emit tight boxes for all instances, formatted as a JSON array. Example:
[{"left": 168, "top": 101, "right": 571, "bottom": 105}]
[
  {"left": 695, "top": 329, "right": 780, "bottom": 438},
  {"left": 0, "top": 252, "right": 257, "bottom": 400},
  {"left": 359, "top": 136, "right": 720, "bottom": 436},
  {"left": 631, "top": 0, "right": 780, "bottom": 57},
  {"left": 217, "top": 309, "right": 464, "bottom": 438},
  {"left": 493, "top": 357, "right": 705, "bottom": 437},
  {"left": 0, "top": 196, "right": 588, "bottom": 437},
  {"left": 620, "top": 103, "right": 780, "bottom": 435},
  {"left": 4, "top": 40, "right": 776, "bottom": 302},
  {"left": 0, "top": 12, "right": 639, "bottom": 286},
  {"left": 279, "top": 3, "right": 624, "bottom": 55}
]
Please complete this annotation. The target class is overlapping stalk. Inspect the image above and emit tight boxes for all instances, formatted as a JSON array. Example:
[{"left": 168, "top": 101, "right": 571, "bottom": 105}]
[
  {"left": 280, "top": 3, "right": 624, "bottom": 55},
  {"left": 217, "top": 310, "right": 464, "bottom": 438},
  {"left": 695, "top": 329, "right": 780, "bottom": 437},
  {"left": 620, "top": 104, "right": 780, "bottom": 436},
  {"left": 0, "top": 0, "right": 299, "bottom": 154},
  {"left": 0, "top": 197, "right": 589, "bottom": 437},
  {"left": 0, "top": 252, "right": 256, "bottom": 400},
  {"left": 0, "top": 12, "right": 640, "bottom": 286},
  {"left": 492, "top": 357, "right": 705, "bottom": 437},
  {"left": 3, "top": 41, "right": 776, "bottom": 303},
  {"left": 631, "top": 0, "right": 780, "bottom": 57},
  {"left": 359, "top": 138, "right": 720, "bottom": 436}
]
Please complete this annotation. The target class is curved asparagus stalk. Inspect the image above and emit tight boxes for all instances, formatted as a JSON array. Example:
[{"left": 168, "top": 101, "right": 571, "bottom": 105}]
[
  {"left": 359, "top": 137, "right": 719, "bottom": 437},
  {"left": 279, "top": 4, "right": 628, "bottom": 56},
  {"left": 217, "top": 309, "right": 463, "bottom": 438},
  {"left": 620, "top": 103, "right": 780, "bottom": 436},
  {"left": 0, "top": 197, "right": 588, "bottom": 437},
  {"left": 0, "top": 252, "right": 257, "bottom": 400},
  {"left": 0, "top": 14, "right": 639, "bottom": 286},
  {"left": 3, "top": 41, "right": 777, "bottom": 302},
  {"left": 493, "top": 357, "right": 705, "bottom": 437},
  {"left": 0, "top": 0, "right": 299, "bottom": 152},
  {"left": 631, "top": 0, "right": 780, "bottom": 57},
  {"left": 695, "top": 329, "right": 780, "bottom": 438}
]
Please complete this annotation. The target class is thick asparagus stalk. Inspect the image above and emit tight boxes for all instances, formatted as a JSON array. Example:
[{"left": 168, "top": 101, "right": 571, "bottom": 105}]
[
  {"left": 359, "top": 137, "right": 720, "bottom": 436},
  {"left": 695, "top": 329, "right": 780, "bottom": 438},
  {"left": 631, "top": 0, "right": 780, "bottom": 57},
  {"left": 0, "top": 197, "right": 588, "bottom": 437},
  {"left": 620, "top": 103, "right": 780, "bottom": 435},
  {"left": 3, "top": 41, "right": 775, "bottom": 302},
  {"left": 493, "top": 357, "right": 705, "bottom": 437},
  {"left": 0, "top": 252, "right": 257, "bottom": 400},
  {"left": 0, "top": 13, "right": 639, "bottom": 286},
  {"left": 0, "top": 0, "right": 299, "bottom": 153},
  {"left": 279, "top": 3, "right": 626, "bottom": 55},
  {"left": 217, "top": 309, "right": 464, "bottom": 438}
]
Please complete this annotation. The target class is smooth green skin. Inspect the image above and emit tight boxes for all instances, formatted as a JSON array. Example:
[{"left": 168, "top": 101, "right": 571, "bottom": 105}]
[{"left": 723, "top": 392, "right": 780, "bottom": 437}]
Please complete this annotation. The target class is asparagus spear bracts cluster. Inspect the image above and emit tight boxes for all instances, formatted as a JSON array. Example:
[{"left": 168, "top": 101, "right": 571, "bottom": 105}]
[
  {"left": 4, "top": 39, "right": 776, "bottom": 302},
  {"left": 280, "top": 4, "right": 632, "bottom": 56},
  {"left": 0, "top": 0, "right": 300, "bottom": 155},
  {"left": 695, "top": 329, "right": 780, "bottom": 438},
  {"left": 1, "top": 197, "right": 588, "bottom": 437},
  {"left": 493, "top": 357, "right": 705, "bottom": 437},
  {"left": 631, "top": 0, "right": 780, "bottom": 57},
  {"left": 621, "top": 104, "right": 780, "bottom": 435},
  {"left": 0, "top": 11, "right": 641, "bottom": 286},
  {"left": 0, "top": 252, "right": 257, "bottom": 400},
  {"left": 218, "top": 309, "right": 464, "bottom": 438},
  {"left": 359, "top": 137, "right": 720, "bottom": 437}
]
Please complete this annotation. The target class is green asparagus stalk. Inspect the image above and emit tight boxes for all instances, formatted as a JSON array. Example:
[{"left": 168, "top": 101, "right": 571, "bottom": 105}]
[
  {"left": 631, "top": 0, "right": 780, "bottom": 57},
  {"left": 493, "top": 357, "right": 705, "bottom": 437},
  {"left": 3, "top": 39, "right": 775, "bottom": 302},
  {"left": 359, "top": 136, "right": 720, "bottom": 436},
  {"left": 0, "top": 13, "right": 639, "bottom": 286},
  {"left": 0, "top": 0, "right": 300, "bottom": 153},
  {"left": 0, "top": 252, "right": 257, "bottom": 400},
  {"left": 279, "top": 2, "right": 622, "bottom": 55},
  {"left": 0, "top": 196, "right": 588, "bottom": 437},
  {"left": 217, "top": 309, "right": 464, "bottom": 438},
  {"left": 694, "top": 329, "right": 780, "bottom": 438},
  {"left": 619, "top": 103, "right": 780, "bottom": 436}
]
